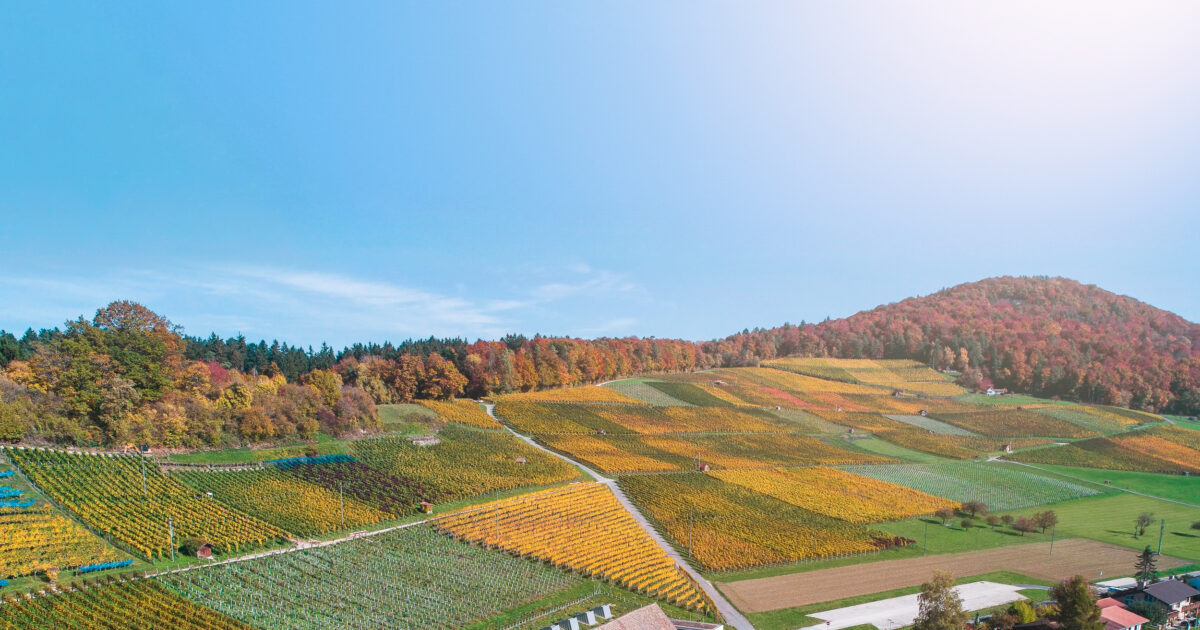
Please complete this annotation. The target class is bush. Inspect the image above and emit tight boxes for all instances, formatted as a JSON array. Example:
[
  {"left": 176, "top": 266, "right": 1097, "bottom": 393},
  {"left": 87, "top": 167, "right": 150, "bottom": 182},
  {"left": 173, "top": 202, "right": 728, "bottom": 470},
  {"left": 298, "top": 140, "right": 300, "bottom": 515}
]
[
  {"left": 178, "top": 537, "right": 204, "bottom": 557},
  {"left": 1191, "top": 520, "right": 1200, "bottom": 531}
]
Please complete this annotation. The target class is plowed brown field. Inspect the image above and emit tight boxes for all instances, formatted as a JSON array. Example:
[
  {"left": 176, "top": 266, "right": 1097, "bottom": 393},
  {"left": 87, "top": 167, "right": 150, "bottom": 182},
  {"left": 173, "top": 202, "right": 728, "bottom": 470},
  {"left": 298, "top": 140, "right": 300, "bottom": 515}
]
[{"left": 718, "top": 538, "right": 1185, "bottom": 613}]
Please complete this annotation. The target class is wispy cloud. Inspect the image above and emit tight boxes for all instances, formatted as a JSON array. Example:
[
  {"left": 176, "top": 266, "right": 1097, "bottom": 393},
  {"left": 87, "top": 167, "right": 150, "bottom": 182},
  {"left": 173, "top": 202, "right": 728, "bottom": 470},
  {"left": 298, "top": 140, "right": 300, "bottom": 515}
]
[
  {"left": 530, "top": 270, "right": 637, "bottom": 302},
  {"left": 0, "top": 262, "right": 644, "bottom": 346}
]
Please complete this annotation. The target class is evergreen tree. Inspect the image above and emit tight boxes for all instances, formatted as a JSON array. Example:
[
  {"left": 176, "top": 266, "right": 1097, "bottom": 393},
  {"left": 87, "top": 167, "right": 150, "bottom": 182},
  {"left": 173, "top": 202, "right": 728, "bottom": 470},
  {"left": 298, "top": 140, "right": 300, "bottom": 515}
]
[{"left": 1135, "top": 546, "right": 1158, "bottom": 586}]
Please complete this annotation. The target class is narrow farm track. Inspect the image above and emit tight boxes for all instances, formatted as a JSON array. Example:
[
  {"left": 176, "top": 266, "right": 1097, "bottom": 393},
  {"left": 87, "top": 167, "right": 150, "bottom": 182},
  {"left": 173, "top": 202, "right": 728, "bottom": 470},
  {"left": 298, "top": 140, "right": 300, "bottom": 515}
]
[{"left": 485, "top": 403, "right": 755, "bottom": 630}]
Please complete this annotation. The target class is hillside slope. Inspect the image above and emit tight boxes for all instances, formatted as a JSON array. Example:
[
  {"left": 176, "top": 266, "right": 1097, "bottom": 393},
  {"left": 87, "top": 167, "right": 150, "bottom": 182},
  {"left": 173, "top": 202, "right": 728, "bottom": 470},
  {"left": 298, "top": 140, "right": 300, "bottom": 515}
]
[{"left": 710, "top": 277, "right": 1199, "bottom": 413}]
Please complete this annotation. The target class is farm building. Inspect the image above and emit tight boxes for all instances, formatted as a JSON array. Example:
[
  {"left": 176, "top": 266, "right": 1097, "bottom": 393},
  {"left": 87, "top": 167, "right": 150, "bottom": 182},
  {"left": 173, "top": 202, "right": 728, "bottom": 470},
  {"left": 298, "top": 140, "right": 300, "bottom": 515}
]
[{"left": 986, "top": 387, "right": 1009, "bottom": 396}]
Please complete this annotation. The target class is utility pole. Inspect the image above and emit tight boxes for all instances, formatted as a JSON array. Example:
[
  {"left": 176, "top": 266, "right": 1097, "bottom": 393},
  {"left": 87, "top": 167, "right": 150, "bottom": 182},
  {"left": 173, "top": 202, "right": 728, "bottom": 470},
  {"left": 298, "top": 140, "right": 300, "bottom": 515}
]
[
  {"left": 495, "top": 505, "right": 500, "bottom": 542},
  {"left": 1049, "top": 526, "right": 1055, "bottom": 557},
  {"left": 339, "top": 482, "right": 345, "bottom": 528},
  {"left": 924, "top": 520, "right": 929, "bottom": 556},
  {"left": 1158, "top": 519, "right": 1165, "bottom": 555},
  {"left": 168, "top": 517, "right": 176, "bottom": 562}
]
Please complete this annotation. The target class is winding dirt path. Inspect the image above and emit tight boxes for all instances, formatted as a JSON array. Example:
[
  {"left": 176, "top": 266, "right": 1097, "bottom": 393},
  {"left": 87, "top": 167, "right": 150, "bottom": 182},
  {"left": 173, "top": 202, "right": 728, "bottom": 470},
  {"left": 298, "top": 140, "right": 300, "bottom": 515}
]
[{"left": 486, "top": 403, "right": 755, "bottom": 630}]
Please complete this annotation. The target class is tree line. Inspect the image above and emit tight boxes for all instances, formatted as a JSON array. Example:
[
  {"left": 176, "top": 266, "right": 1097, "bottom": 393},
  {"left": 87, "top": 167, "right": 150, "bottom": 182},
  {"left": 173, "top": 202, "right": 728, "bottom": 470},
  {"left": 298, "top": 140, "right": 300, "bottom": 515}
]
[{"left": 3, "top": 275, "right": 1197, "bottom": 448}]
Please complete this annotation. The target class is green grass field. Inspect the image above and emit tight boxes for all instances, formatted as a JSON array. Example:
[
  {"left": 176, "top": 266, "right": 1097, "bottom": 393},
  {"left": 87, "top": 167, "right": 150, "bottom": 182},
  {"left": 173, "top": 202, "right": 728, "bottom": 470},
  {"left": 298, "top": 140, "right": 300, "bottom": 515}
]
[
  {"left": 742, "top": 571, "right": 1053, "bottom": 630},
  {"left": 1041, "top": 493, "right": 1200, "bottom": 561},
  {"left": 163, "top": 432, "right": 352, "bottom": 465},
  {"left": 1026, "top": 464, "right": 1200, "bottom": 505}
]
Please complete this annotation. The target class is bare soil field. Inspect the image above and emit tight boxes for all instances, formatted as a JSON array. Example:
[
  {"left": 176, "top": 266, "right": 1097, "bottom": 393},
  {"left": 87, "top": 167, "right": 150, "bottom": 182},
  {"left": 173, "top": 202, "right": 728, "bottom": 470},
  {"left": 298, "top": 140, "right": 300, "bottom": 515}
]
[{"left": 718, "top": 538, "right": 1186, "bottom": 613}]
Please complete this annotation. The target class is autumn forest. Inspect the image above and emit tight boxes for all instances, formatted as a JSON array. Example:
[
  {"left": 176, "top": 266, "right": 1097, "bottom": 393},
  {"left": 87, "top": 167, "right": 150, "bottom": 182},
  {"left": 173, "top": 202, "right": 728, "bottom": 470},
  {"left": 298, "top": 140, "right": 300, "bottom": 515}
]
[{"left": 0, "top": 276, "right": 1196, "bottom": 448}]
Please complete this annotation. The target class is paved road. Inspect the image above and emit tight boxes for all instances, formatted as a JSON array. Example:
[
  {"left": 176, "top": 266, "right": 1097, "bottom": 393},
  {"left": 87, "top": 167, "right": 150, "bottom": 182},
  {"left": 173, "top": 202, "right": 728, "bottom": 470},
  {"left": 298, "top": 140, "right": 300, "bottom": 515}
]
[{"left": 486, "top": 403, "right": 755, "bottom": 630}]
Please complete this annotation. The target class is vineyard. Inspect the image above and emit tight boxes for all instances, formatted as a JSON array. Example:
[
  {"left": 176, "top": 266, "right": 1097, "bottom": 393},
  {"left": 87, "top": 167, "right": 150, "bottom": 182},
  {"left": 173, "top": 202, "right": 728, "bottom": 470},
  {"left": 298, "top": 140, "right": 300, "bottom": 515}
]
[
  {"left": 619, "top": 473, "right": 900, "bottom": 571},
  {"left": 764, "top": 358, "right": 966, "bottom": 397},
  {"left": 5, "top": 448, "right": 287, "bottom": 559},
  {"left": 494, "top": 401, "right": 633, "bottom": 435},
  {"left": 495, "top": 386, "right": 646, "bottom": 404},
  {"left": 174, "top": 467, "right": 390, "bottom": 536},
  {"left": 870, "top": 429, "right": 983, "bottom": 459},
  {"left": 539, "top": 432, "right": 888, "bottom": 474},
  {"left": 417, "top": 398, "right": 501, "bottom": 428},
  {"left": 275, "top": 457, "right": 444, "bottom": 516},
  {"left": 350, "top": 425, "right": 579, "bottom": 502},
  {"left": 433, "top": 483, "right": 713, "bottom": 614},
  {"left": 1031, "top": 405, "right": 1141, "bottom": 434},
  {"left": 709, "top": 467, "right": 958, "bottom": 523},
  {"left": 643, "top": 381, "right": 740, "bottom": 407},
  {"left": 0, "top": 505, "right": 121, "bottom": 578},
  {"left": 0, "top": 579, "right": 257, "bottom": 629},
  {"left": 602, "top": 379, "right": 695, "bottom": 406},
  {"left": 932, "top": 410, "right": 1099, "bottom": 438},
  {"left": 160, "top": 525, "right": 578, "bottom": 629},
  {"left": 883, "top": 414, "right": 975, "bottom": 436},
  {"left": 841, "top": 461, "right": 1110, "bottom": 511},
  {"left": 1013, "top": 426, "right": 1200, "bottom": 474}
]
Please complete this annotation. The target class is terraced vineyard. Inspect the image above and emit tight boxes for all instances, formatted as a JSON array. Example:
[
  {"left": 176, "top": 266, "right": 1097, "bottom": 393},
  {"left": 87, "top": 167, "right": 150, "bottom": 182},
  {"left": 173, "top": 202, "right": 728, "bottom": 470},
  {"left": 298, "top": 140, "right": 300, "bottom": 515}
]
[
  {"left": 6, "top": 448, "right": 287, "bottom": 559},
  {"left": 174, "top": 467, "right": 390, "bottom": 536},
  {"left": 842, "top": 461, "right": 1112, "bottom": 511},
  {"left": 0, "top": 579, "right": 257, "bottom": 629},
  {"left": 433, "top": 483, "right": 714, "bottom": 614},
  {"left": 161, "top": 525, "right": 578, "bottom": 629}
]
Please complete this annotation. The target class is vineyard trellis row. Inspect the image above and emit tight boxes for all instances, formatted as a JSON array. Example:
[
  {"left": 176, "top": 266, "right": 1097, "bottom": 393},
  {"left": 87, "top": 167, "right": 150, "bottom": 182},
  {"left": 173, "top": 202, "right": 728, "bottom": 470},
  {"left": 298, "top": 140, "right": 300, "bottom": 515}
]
[
  {"left": 0, "top": 578, "right": 257, "bottom": 629},
  {"left": 432, "top": 482, "right": 714, "bottom": 615},
  {"left": 157, "top": 525, "right": 578, "bottom": 630},
  {"left": 4, "top": 447, "right": 287, "bottom": 560}
]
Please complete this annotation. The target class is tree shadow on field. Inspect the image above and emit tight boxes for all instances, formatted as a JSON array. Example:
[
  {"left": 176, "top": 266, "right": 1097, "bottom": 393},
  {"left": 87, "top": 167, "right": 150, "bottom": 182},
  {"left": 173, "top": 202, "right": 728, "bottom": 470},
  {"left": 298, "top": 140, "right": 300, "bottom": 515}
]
[
  {"left": 1105, "top": 530, "right": 1139, "bottom": 538},
  {"left": 1170, "top": 532, "right": 1199, "bottom": 538}
]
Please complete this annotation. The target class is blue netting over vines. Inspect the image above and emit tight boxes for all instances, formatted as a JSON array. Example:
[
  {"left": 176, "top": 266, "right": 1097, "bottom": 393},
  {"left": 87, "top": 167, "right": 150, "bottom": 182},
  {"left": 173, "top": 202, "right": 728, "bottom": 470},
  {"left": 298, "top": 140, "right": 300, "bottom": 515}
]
[{"left": 268, "top": 454, "right": 356, "bottom": 469}]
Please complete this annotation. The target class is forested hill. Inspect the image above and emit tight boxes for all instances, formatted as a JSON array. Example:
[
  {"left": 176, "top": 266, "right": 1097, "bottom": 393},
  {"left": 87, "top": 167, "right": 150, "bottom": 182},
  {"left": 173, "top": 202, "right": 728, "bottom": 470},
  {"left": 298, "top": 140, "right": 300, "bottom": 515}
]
[
  {"left": 1, "top": 277, "right": 1196, "bottom": 448},
  {"left": 711, "top": 277, "right": 1200, "bottom": 413}
]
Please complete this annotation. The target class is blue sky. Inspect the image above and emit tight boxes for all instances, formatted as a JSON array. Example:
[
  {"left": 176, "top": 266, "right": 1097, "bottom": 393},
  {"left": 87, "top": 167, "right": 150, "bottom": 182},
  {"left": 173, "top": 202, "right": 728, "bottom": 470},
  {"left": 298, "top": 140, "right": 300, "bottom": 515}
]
[{"left": 2, "top": 2, "right": 1198, "bottom": 348}]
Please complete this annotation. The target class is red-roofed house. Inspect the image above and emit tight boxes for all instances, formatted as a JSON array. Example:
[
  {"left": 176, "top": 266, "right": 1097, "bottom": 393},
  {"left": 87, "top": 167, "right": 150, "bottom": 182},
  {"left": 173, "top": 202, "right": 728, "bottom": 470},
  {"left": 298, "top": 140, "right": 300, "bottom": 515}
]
[
  {"left": 1100, "top": 606, "right": 1149, "bottom": 630},
  {"left": 1096, "top": 598, "right": 1124, "bottom": 609}
]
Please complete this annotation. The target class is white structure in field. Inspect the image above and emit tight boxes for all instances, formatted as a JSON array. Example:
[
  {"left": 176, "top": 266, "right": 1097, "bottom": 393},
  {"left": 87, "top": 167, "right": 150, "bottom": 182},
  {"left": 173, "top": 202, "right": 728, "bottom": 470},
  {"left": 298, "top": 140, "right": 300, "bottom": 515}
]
[{"left": 811, "top": 581, "right": 1027, "bottom": 630}]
